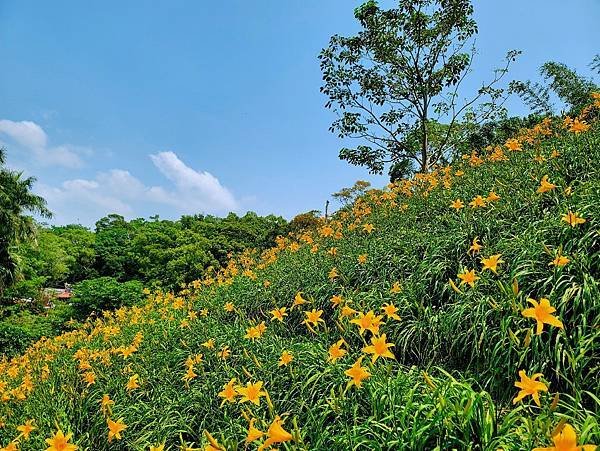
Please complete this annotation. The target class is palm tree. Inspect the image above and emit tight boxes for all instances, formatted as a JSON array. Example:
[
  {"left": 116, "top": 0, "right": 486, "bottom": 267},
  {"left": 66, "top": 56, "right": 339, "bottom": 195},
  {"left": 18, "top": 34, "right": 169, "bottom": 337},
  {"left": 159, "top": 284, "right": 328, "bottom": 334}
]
[{"left": 0, "top": 148, "right": 52, "bottom": 294}]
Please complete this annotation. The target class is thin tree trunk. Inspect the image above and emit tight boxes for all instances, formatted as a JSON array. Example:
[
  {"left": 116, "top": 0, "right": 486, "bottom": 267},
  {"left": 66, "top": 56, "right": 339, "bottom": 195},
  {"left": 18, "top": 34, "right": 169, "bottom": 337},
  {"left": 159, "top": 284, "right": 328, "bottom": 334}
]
[{"left": 420, "top": 116, "right": 428, "bottom": 172}]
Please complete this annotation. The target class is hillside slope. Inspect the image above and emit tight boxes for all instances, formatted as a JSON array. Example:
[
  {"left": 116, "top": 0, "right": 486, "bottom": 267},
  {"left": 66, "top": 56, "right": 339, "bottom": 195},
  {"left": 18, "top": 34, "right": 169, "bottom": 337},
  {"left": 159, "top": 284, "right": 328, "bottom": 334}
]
[{"left": 1, "top": 105, "right": 599, "bottom": 450}]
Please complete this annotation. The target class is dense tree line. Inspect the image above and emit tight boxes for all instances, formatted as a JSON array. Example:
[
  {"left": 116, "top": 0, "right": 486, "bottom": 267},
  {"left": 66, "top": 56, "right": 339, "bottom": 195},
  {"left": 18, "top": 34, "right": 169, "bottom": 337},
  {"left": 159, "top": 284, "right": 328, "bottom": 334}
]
[{"left": 4, "top": 211, "right": 288, "bottom": 300}]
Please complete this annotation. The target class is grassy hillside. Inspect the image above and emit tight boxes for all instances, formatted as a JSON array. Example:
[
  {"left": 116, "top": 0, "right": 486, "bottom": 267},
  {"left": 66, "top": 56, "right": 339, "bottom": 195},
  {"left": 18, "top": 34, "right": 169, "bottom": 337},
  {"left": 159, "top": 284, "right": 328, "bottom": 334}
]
[{"left": 1, "top": 104, "right": 599, "bottom": 450}]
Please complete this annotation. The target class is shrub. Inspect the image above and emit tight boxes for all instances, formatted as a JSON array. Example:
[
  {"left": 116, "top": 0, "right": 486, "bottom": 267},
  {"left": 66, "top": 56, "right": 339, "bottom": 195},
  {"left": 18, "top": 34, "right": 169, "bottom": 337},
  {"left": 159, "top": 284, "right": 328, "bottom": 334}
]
[
  {"left": 71, "top": 277, "right": 144, "bottom": 318},
  {"left": 0, "top": 322, "right": 34, "bottom": 357}
]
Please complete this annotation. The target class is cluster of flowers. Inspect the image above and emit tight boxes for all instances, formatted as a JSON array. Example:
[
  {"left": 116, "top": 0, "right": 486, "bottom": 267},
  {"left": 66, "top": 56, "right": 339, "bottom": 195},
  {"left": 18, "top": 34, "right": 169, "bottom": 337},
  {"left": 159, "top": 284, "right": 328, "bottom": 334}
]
[
  {"left": 2, "top": 94, "right": 599, "bottom": 450},
  {"left": 445, "top": 124, "right": 593, "bottom": 450}
]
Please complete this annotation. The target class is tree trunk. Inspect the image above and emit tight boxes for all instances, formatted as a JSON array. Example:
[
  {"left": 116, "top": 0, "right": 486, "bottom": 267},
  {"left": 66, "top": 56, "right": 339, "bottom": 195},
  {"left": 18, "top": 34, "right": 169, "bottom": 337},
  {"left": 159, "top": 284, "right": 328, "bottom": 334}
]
[{"left": 420, "top": 116, "right": 428, "bottom": 172}]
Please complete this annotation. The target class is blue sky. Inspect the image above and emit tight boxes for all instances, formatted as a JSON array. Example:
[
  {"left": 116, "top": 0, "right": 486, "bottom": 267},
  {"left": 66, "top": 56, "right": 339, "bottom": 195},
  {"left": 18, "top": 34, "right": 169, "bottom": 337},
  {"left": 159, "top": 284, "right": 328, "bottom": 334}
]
[{"left": 1, "top": 1, "right": 598, "bottom": 226}]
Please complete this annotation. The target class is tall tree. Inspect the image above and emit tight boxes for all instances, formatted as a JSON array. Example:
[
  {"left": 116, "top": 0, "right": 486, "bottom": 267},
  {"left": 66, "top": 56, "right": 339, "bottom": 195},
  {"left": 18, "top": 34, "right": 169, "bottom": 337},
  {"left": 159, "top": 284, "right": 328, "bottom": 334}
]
[
  {"left": 0, "top": 149, "right": 51, "bottom": 294},
  {"left": 332, "top": 180, "right": 372, "bottom": 206},
  {"left": 510, "top": 60, "right": 598, "bottom": 115},
  {"left": 320, "top": 0, "right": 518, "bottom": 175}
]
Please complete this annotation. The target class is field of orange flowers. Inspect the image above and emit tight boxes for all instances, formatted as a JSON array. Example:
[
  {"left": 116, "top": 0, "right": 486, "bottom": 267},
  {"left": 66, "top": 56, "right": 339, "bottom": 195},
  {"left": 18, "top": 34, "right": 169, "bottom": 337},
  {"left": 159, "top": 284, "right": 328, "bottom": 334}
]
[{"left": 1, "top": 95, "right": 599, "bottom": 450}]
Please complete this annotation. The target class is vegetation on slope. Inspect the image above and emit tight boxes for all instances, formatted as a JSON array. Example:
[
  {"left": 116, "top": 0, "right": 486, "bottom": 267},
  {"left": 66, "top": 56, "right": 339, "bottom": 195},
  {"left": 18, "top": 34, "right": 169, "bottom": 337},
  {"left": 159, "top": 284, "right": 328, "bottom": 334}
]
[
  {"left": 0, "top": 212, "right": 288, "bottom": 356},
  {"left": 1, "top": 99, "right": 599, "bottom": 450}
]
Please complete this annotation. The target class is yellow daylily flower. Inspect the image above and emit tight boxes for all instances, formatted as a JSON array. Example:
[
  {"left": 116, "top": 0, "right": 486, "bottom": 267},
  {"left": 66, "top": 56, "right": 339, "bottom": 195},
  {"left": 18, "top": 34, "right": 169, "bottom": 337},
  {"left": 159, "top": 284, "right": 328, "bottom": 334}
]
[
  {"left": 107, "top": 418, "right": 127, "bottom": 442},
  {"left": 481, "top": 254, "right": 504, "bottom": 274},
  {"left": 345, "top": 357, "right": 371, "bottom": 388},
  {"left": 45, "top": 429, "right": 78, "bottom": 451},
  {"left": 257, "top": 416, "right": 293, "bottom": 451},
  {"left": 362, "top": 333, "right": 396, "bottom": 363},
  {"left": 16, "top": 419, "right": 36, "bottom": 440},
  {"left": 457, "top": 269, "right": 479, "bottom": 288},
  {"left": 537, "top": 175, "right": 557, "bottom": 193},
  {"left": 522, "top": 298, "right": 564, "bottom": 335},
  {"left": 512, "top": 370, "right": 548, "bottom": 407},
  {"left": 533, "top": 423, "right": 596, "bottom": 451}
]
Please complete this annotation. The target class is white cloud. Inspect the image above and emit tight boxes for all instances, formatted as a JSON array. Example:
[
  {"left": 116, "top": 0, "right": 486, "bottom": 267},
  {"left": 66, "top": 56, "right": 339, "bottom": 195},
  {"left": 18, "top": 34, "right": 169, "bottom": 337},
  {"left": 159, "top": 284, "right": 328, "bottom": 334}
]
[
  {"left": 0, "top": 120, "right": 47, "bottom": 149},
  {"left": 37, "top": 153, "right": 240, "bottom": 225},
  {"left": 149, "top": 151, "right": 238, "bottom": 212},
  {"left": 0, "top": 119, "right": 84, "bottom": 168},
  {"left": 38, "top": 179, "right": 134, "bottom": 225}
]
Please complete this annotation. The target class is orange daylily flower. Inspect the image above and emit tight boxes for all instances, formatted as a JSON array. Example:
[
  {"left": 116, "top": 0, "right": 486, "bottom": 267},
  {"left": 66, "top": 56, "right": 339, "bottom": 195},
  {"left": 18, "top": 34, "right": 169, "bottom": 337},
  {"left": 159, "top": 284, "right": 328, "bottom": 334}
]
[
  {"left": 218, "top": 346, "right": 231, "bottom": 360},
  {"left": 569, "top": 118, "right": 590, "bottom": 133},
  {"left": 292, "top": 292, "right": 308, "bottom": 308},
  {"left": 390, "top": 281, "right": 402, "bottom": 294},
  {"left": 236, "top": 381, "right": 266, "bottom": 406},
  {"left": 327, "top": 339, "right": 347, "bottom": 363},
  {"left": 350, "top": 310, "right": 383, "bottom": 335},
  {"left": 303, "top": 309, "right": 325, "bottom": 328},
  {"left": 340, "top": 305, "right": 357, "bottom": 318},
  {"left": 533, "top": 423, "right": 596, "bottom": 451},
  {"left": 100, "top": 394, "right": 114, "bottom": 415},
  {"left": 469, "top": 195, "right": 486, "bottom": 208},
  {"left": 512, "top": 370, "right": 548, "bottom": 407},
  {"left": 505, "top": 138, "right": 522, "bottom": 151},
  {"left": 362, "top": 333, "right": 396, "bottom": 363},
  {"left": 16, "top": 419, "right": 36, "bottom": 440},
  {"left": 330, "top": 294, "right": 343, "bottom": 306},
  {"left": 345, "top": 357, "right": 371, "bottom": 388},
  {"left": 522, "top": 298, "right": 564, "bottom": 335},
  {"left": 328, "top": 267, "right": 339, "bottom": 280},
  {"left": 258, "top": 416, "right": 293, "bottom": 451},
  {"left": 45, "top": 428, "right": 78, "bottom": 451},
  {"left": 550, "top": 254, "right": 570, "bottom": 267},
  {"left": 457, "top": 269, "right": 479, "bottom": 288},
  {"left": 202, "top": 338, "right": 215, "bottom": 349},
  {"left": 126, "top": 374, "right": 140, "bottom": 391},
  {"left": 270, "top": 307, "right": 288, "bottom": 322},
  {"left": 107, "top": 418, "right": 127, "bottom": 442},
  {"left": 381, "top": 303, "right": 400, "bottom": 321},
  {"left": 481, "top": 254, "right": 504, "bottom": 274},
  {"left": 486, "top": 191, "right": 500, "bottom": 202},
  {"left": 537, "top": 175, "right": 557, "bottom": 193},
  {"left": 1, "top": 441, "right": 18, "bottom": 451},
  {"left": 468, "top": 237, "right": 482, "bottom": 255},
  {"left": 450, "top": 199, "right": 464, "bottom": 210},
  {"left": 245, "top": 418, "right": 264, "bottom": 444},
  {"left": 218, "top": 378, "right": 237, "bottom": 405},
  {"left": 278, "top": 350, "right": 293, "bottom": 367},
  {"left": 363, "top": 223, "right": 375, "bottom": 234},
  {"left": 561, "top": 211, "right": 586, "bottom": 227}
]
